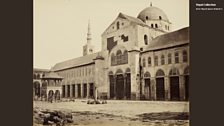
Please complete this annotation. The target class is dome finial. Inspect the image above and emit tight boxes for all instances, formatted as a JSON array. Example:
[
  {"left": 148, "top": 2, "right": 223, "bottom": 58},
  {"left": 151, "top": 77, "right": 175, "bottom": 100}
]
[{"left": 150, "top": 2, "right": 152, "bottom": 7}]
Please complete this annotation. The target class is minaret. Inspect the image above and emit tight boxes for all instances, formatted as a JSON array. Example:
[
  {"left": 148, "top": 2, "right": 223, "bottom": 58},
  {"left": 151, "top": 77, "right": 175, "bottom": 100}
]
[
  {"left": 87, "top": 20, "right": 91, "bottom": 44},
  {"left": 83, "top": 20, "right": 95, "bottom": 56}
]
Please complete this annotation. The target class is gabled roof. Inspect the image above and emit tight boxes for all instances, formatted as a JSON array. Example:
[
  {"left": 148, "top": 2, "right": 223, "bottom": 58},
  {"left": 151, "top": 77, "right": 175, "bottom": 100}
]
[
  {"left": 33, "top": 68, "right": 50, "bottom": 73},
  {"left": 102, "top": 12, "right": 166, "bottom": 35},
  {"left": 52, "top": 52, "right": 101, "bottom": 71},
  {"left": 118, "top": 13, "right": 148, "bottom": 27},
  {"left": 102, "top": 13, "right": 148, "bottom": 35},
  {"left": 143, "top": 27, "right": 189, "bottom": 52},
  {"left": 42, "top": 71, "right": 63, "bottom": 79}
]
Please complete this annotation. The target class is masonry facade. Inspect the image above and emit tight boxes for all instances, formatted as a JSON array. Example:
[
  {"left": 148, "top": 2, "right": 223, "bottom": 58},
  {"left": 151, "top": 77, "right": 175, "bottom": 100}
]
[{"left": 35, "top": 5, "right": 189, "bottom": 101}]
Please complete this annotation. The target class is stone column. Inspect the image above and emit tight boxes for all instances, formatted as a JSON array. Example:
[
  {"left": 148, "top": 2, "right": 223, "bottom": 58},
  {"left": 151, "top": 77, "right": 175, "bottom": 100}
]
[
  {"left": 142, "top": 78, "right": 145, "bottom": 99},
  {"left": 65, "top": 84, "right": 67, "bottom": 98},
  {"left": 39, "top": 82, "right": 42, "bottom": 99},
  {"left": 113, "top": 75, "right": 116, "bottom": 100},
  {"left": 75, "top": 84, "right": 78, "bottom": 98},
  {"left": 87, "top": 83, "right": 90, "bottom": 99},
  {"left": 123, "top": 74, "right": 126, "bottom": 100},
  {"left": 107, "top": 76, "right": 110, "bottom": 99},
  {"left": 164, "top": 76, "right": 170, "bottom": 101},
  {"left": 150, "top": 77, "right": 156, "bottom": 100},
  {"left": 179, "top": 75, "right": 185, "bottom": 101},
  {"left": 81, "top": 83, "right": 83, "bottom": 98},
  {"left": 46, "top": 89, "right": 48, "bottom": 101},
  {"left": 135, "top": 74, "right": 141, "bottom": 100},
  {"left": 70, "top": 84, "right": 73, "bottom": 98}
]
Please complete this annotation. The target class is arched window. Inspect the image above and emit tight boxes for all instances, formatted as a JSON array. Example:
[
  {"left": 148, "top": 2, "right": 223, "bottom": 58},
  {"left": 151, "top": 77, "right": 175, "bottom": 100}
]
[
  {"left": 175, "top": 52, "right": 179, "bottom": 63},
  {"left": 159, "top": 16, "right": 162, "bottom": 20},
  {"left": 169, "top": 67, "right": 180, "bottom": 76},
  {"left": 168, "top": 26, "right": 169, "bottom": 30},
  {"left": 144, "top": 35, "right": 148, "bottom": 45},
  {"left": 148, "top": 57, "right": 151, "bottom": 67},
  {"left": 168, "top": 53, "right": 172, "bottom": 64},
  {"left": 161, "top": 55, "right": 165, "bottom": 65},
  {"left": 146, "top": 16, "right": 148, "bottom": 20},
  {"left": 151, "top": 24, "right": 154, "bottom": 28},
  {"left": 116, "top": 50, "right": 122, "bottom": 64},
  {"left": 183, "top": 50, "right": 188, "bottom": 62},
  {"left": 155, "top": 24, "right": 158, "bottom": 28},
  {"left": 117, "top": 22, "right": 120, "bottom": 30},
  {"left": 154, "top": 56, "right": 158, "bottom": 66},
  {"left": 37, "top": 74, "right": 40, "bottom": 79},
  {"left": 112, "top": 50, "right": 128, "bottom": 66},
  {"left": 123, "top": 50, "right": 128, "bottom": 64},
  {"left": 142, "top": 58, "right": 146, "bottom": 67}
]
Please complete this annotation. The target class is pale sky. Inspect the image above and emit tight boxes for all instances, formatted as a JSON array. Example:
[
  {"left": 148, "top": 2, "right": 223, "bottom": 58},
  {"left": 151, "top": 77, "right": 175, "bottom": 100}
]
[{"left": 34, "top": 0, "right": 189, "bottom": 69}]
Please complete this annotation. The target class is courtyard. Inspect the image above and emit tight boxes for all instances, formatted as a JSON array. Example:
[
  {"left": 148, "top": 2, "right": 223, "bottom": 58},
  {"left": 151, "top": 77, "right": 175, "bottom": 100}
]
[{"left": 33, "top": 100, "right": 189, "bottom": 126}]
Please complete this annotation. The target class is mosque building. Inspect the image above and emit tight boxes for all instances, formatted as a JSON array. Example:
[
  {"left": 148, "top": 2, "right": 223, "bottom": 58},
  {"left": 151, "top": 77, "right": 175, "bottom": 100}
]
[{"left": 33, "top": 4, "right": 189, "bottom": 101}]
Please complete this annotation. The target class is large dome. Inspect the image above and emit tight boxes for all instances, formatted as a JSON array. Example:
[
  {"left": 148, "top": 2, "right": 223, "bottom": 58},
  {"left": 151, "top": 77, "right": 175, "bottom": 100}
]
[{"left": 137, "top": 6, "right": 169, "bottom": 22}]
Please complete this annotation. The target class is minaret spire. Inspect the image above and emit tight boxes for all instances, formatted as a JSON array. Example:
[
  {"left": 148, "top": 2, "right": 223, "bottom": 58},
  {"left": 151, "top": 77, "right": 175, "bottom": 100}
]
[
  {"left": 83, "top": 20, "right": 94, "bottom": 56},
  {"left": 87, "top": 19, "right": 91, "bottom": 44}
]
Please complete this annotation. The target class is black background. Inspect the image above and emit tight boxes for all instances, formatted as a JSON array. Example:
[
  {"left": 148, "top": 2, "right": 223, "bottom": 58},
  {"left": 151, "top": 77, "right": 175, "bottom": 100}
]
[{"left": 0, "top": 0, "right": 224, "bottom": 125}]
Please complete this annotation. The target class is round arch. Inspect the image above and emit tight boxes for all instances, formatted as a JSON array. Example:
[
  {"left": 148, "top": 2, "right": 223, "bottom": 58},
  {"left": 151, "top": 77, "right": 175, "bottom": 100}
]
[
  {"left": 116, "top": 50, "right": 122, "bottom": 55},
  {"left": 156, "top": 69, "right": 165, "bottom": 77},
  {"left": 116, "top": 69, "right": 123, "bottom": 75},
  {"left": 108, "top": 71, "right": 114, "bottom": 75},
  {"left": 125, "top": 68, "right": 131, "bottom": 73},
  {"left": 144, "top": 71, "right": 151, "bottom": 78}
]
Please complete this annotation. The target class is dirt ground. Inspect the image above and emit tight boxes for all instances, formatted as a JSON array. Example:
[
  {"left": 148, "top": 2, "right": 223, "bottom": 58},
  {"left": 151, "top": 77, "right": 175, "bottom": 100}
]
[{"left": 33, "top": 100, "right": 189, "bottom": 126}]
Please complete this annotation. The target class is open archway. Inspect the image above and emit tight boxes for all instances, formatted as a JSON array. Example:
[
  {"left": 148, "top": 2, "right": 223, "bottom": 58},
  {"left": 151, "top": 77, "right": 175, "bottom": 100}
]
[
  {"left": 109, "top": 71, "right": 115, "bottom": 99},
  {"left": 33, "top": 81, "right": 41, "bottom": 98},
  {"left": 48, "top": 90, "right": 54, "bottom": 101},
  {"left": 169, "top": 67, "right": 180, "bottom": 101},
  {"left": 155, "top": 69, "right": 165, "bottom": 100},
  {"left": 115, "top": 69, "right": 124, "bottom": 100},
  {"left": 55, "top": 90, "right": 60, "bottom": 100},
  {"left": 144, "top": 71, "right": 151, "bottom": 100}
]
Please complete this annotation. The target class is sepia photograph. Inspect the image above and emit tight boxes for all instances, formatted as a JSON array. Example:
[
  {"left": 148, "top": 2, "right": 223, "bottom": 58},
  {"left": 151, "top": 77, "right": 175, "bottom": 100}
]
[{"left": 33, "top": 0, "right": 190, "bottom": 125}]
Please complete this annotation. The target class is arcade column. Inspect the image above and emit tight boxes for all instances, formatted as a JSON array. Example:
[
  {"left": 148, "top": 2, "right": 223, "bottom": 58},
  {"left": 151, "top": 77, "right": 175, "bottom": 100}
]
[{"left": 179, "top": 75, "right": 185, "bottom": 101}]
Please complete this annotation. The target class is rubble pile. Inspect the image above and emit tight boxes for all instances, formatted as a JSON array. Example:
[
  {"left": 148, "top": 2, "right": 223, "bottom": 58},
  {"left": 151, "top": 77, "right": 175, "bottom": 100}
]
[
  {"left": 87, "top": 100, "right": 107, "bottom": 105},
  {"left": 33, "top": 107, "right": 73, "bottom": 126}
]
